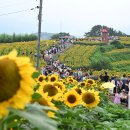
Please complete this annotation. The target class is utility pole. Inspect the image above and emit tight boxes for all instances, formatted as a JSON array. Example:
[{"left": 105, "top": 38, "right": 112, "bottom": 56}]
[{"left": 36, "top": 0, "right": 43, "bottom": 70}]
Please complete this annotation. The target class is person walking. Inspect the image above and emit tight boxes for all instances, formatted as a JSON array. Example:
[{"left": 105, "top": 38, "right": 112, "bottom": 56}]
[{"left": 103, "top": 72, "right": 109, "bottom": 82}]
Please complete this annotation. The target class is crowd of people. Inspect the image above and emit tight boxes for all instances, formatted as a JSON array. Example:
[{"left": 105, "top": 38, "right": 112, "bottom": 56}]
[
  {"left": 99, "top": 72, "right": 130, "bottom": 107},
  {"left": 40, "top": 39, "right": 130, "bottom": 107},
  {"left": 112, "top": 74, "right": 130, "bottom": 106},
  {"left": 42, "top": 39, "right": 73, "bottom": 65},
  {"left": 41, "top": 61, "right": 130, "bottom": 106}
]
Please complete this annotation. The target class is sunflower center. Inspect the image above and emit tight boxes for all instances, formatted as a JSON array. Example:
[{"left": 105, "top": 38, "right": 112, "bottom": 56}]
[
  {"left": 69, "top": 79, "right": 73, "bottom": 82},
  {"left": 75, "top": 88, "right": 82, "bottom": 95},
  {"left": 0, "top": 58, "right": 21, "bottom": 102},
  {"left": 67, "top": 95, "right": 76, "bottom": 103},
  {"left": 43, "top": 84, "right": 58, "bottom": 96},
  {"left": 81, "top": 83, "right": 85, "bottom": 86},
  {"left": 82, "top": 92, "right": 95, "bottom": 104},
  {"left": 39, "top": 77, "right": 43, "bottom": 82},
  {"left": 88, "top": 80, "right": 93, "bottom": 84},
  {"left": 51, "top": 77, "right": 56, "bottom": 82}
]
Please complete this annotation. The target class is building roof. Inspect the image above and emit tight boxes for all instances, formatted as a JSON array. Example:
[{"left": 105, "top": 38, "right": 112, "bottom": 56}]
[{"left": 101, "top": 29, "right": 108, "bottom": 33}]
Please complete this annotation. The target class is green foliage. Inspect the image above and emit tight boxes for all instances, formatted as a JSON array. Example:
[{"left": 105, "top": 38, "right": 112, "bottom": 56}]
[
  {"left": 113, "top": 63, "right": 130, "bottom": 72},
  {"left": 51, "top": 32, "right": 70, "bottom": 39},
  {"left": 32, "top": 72, "right": 41, "bottom": 79},
  {"left": 84, "top": 25, "right": 103, "bottom": 37},
  {"left": 0, "top": 104, "right": 57, "bottom": 130},
  {"left": 105, "top": 52, "right": 130, "bottom": 62},
  {"left": 99, "top": 45, "right": 114, "bottom": 53},
  {"left": 84, "top": 25, "right": 126, "bottom": 37},
  {"left": 73, "top": 41, "right": 107, "bottom": 46},
  {"left": 90, "top": 55, "right": 112, "bottom": 70},
  {"left": 32, "top": 93, "right": 42, "bottom": 100},
  {"left": 55, "top": 92, "right": 130, "bottom": 130},
  {"left": 110, "top": 40, "right": 125, "bottom": 49},
  {"left": 0, "top": 33, "right": 37, "bottom": 43}
]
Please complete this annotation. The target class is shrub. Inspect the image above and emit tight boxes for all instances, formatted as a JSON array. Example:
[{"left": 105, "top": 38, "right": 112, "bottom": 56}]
[
  {"left": 110, "top": 40, "right": 124, "bottom": 49},
  {"left": 100, "top": 45, "right": 114, "bottom": 53},
  {"left": 90, "top": 56, "right": 112, "bottom": 70}
]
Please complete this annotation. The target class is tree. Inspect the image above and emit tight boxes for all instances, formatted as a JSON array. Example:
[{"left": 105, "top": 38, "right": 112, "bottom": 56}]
[
  {"left": 84, "top": 25, "right": 127, "bottom": 37},
  {"left": 0, "top": 33, "right": 37, "bottom": 43},
  {"left": 51, "top": 32, "right": 70, "bottom": 39},
  {"left": 84, "top": 25, "right": 102, "bottom": 37},
  {"left": 12, "top": 33, "right": 16, "bottom": 42}
]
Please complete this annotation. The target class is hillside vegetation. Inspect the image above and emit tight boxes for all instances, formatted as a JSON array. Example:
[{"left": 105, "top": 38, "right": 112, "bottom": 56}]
[
  {"left": 58, "top": 37, "right": 130, "bottom": 72},
  {"left": 1, "top": 37, "right": 130, "bottom": 72},
  {"left": 59, "top": 45, "right": 97, "bottom": 68}
]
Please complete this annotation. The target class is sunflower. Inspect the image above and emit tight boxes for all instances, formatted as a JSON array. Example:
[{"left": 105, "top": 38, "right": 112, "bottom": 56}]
[
  {"left": 58, "top": 79, "right": 66, "bottom": 84},
  {"left": 66, "top": 77, "right": 77, "bottom": 85},
  {"left": 86, "top": 79, "right": 96, "bottom": 88},
  {"left": 81, "top": 90, "right": 100, "bottom": 108},
  {"left": 72, "top": 86, "right": 84, "bottom": 95},
  {"left": 66, "top": 76, "right": 74, "bottom": 82},
  {"left": 32, "top": 93, "right": 58, "bottom": 118},
  {"left": 0, "top": 50, "right": 35, "bottom": 118},
  {"left": 63, "top": 90, "right": 81, "bottom": 107},
  {"left": 48, "top": 74, "right": 58, "bottom": 82},
  {"left": 78, "top": 82, "right": 86, "bottom": 87},
  {"left": 32, "top": 93, "right": 52, "bottom": 106},
  {"left": 53, "top": 81, "right": 66, "bottom": 92},
  {"left": 37, "top": 82, "right": 62, "bottom": 101},
  {"left": 67, "top": 76, "right": 73, "bottom": 79},
  {"left": 36, "top": 74, "right": 46, "bottom": 84}
]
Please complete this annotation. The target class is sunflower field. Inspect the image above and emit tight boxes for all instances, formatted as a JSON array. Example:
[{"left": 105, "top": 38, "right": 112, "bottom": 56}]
[
  {"left": 120, "top": 36, "right": 130, "bottom": 45},
  {"left": 1, "top": 50, "right": 130, "bottom": 130},
  {"left": 58, "top": 41, "right": 130, "bottom": 72},
  {"left": 59, "top": 45, "right": 96, "bottom": 68},
  {"left": 0, "top": 40, "right": 59, "bottom": 68}
]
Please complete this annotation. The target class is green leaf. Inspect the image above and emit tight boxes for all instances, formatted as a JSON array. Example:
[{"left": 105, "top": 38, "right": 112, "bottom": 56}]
[
  {"left": 8, "top": 104, "right": 57, "bottom": 130},
  {"left": 0, "top": 114, "right": 20, "bottom": 130},
  {"left": 32, "top": 72, "right": 41, "bottom": 79},
  {"left": 32, "top": 93, "right": 42, "bottom": 100},
  {"left": 33, "top": 84, "right": 40, "bottom": 92}
]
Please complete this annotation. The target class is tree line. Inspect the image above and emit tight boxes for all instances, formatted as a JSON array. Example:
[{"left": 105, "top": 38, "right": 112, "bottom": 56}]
[
  {"left": 0, "top": 33, "right": 37, "bottom": 43},
  {"left": 51, "top": 32, "right": 70, "bottom": 39},
  {"left": 84, "top": 25, "right": 127, "bottom": 37}
]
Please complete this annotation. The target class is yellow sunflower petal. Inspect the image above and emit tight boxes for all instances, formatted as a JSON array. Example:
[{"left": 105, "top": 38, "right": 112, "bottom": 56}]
[{"left": 0, "top": 50, "right": 35, "bottom": 118}]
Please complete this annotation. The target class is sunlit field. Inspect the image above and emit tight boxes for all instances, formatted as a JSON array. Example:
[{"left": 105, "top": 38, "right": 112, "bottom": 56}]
[
  {"left": 0, "top": 40, "right": 59, "bottom": 68},
  {"left": 1, "top": 38, "right": 130, "bottom": 130}
]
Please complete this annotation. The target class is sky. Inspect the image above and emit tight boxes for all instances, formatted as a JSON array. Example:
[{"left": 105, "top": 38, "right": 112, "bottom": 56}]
[{"left": 0, "top": 0, "right": 130, "bottom": 37}]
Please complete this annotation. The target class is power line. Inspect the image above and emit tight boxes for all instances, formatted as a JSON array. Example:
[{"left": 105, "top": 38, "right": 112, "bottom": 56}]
[
  {"left": 0, "top": 7, "right": 37, "bottom": 17},
  {"left": 0, "top": 1, "right": 36, "bottom": 9}
]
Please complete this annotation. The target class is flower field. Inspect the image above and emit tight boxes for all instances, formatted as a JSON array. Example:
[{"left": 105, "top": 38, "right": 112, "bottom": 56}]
[
  {"left": 1, "top": 39, "right": 130, "bottom": 129},
  {"left": 0, "top": 40, "right": 59, "bottom": 68},
  {"left": 1, "top": 51, "right": 130, "bottom": 130},
  {"left": 59, "top": 45, "right": 97, "bottom": 68},
  {"left": 120, "top": 37, "right": 130, "bottom": 45},
  {"left": 58, "top": 42, "right": 130, "bottom": 72},
  {"left": 104, "top": 47, "right": 130, "bottom": 71}
]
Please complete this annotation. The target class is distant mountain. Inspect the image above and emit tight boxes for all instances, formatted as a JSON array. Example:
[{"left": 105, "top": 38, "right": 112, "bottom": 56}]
[
  {"left": 34, "top": 32, "right": 56, "bottom": 40},
  {"left": 34, "top": 32, "right": 77, "bottom": 40}
]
